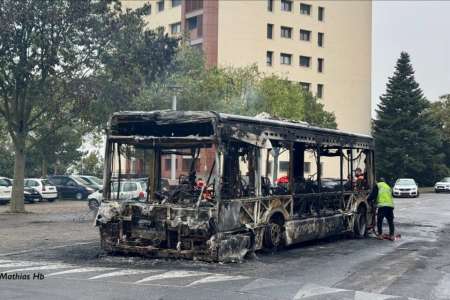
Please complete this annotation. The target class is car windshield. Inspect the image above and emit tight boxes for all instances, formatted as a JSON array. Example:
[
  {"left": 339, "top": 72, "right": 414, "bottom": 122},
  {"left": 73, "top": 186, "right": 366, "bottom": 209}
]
[
  {"left": 397, "top": 179, "right": 415, "bottom": 186},
  {"left": 72, "top": 176, "right": 91, "bottom": 186},
  {"left": 87, "top": 176, "right": 103, "bottom": 185},
  {"left": 0, "top": 178, "right": 9, "bottom": 187},
  {"left": 441, "top": 177, "right": 450, "bottom": 183}
]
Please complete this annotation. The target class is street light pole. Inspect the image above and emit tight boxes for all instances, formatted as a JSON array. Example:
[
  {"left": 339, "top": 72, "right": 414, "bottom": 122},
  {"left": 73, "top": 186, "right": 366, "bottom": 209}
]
[{"left": 170, "top": 93, "right": 177, "bottom": 181}]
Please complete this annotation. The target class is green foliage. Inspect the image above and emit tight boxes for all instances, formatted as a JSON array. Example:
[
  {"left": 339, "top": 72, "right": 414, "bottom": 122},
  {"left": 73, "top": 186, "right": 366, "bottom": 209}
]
[
  {"left": 373, "top": 52, "right": 445, "bottom": 186},
  {"left": 0, "top": 121, "right": 14, "bottom": 177},
  {"left": 257, "top": 76, "right": 337, "bottom": 128},
  {"left": 0, "top": 0, "right": 178, "bottom": 210},
  {"left": 430, "top": 94, "right": 450, "bottom": 174},
  {"left": 136, "top": 43, "right": 336, "bottom": 128},
  {"left": 74, "top": 151, "right": 104, "bottom": 177}
]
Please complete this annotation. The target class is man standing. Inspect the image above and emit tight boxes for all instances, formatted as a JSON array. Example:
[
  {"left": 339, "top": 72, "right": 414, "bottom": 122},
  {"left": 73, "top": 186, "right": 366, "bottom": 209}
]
[{"left": 368, "top": 178, "right": 395, "bottom": 240}]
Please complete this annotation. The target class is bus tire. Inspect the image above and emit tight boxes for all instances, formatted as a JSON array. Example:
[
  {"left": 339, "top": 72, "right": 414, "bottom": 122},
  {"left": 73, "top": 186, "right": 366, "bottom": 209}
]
[
  {"left": 264, "top": 221, "right": 283, "bottom": 249},
  {"left": 353, "top": 205, "right": 368, "bottom": 238}
]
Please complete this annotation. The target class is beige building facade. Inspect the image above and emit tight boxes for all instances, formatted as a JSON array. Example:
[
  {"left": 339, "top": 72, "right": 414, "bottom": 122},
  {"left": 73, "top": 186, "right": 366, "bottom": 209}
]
[{"left": 122, "top": 0, "right": 372, "bottom": 136}]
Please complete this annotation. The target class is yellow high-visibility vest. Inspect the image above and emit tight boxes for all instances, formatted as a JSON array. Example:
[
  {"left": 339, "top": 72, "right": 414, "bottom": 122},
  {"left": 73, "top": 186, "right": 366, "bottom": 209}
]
[{"left": 377, "top": 182, "right": 394, "bottom": 208}]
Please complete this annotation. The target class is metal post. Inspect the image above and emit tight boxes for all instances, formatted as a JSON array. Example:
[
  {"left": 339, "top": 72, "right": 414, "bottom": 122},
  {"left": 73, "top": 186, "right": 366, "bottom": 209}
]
[{"left": 170, "top": 94, "right": 177, "bottom": 181}]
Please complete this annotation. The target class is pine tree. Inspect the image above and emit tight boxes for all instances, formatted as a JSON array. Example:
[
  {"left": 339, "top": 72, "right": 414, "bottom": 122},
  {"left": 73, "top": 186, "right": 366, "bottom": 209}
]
[{"left": 373, "top": 52, "right": 442, "bottom": 186}]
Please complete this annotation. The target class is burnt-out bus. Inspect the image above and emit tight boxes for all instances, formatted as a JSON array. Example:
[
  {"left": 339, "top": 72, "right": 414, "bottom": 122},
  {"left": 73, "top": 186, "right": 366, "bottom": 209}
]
[{"left": 96, "top": 110, "right": 375, "bottom": 262}]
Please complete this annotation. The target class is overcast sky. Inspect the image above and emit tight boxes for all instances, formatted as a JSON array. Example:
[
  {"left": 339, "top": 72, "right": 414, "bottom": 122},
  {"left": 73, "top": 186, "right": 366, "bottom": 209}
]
[{"left": 372, "top": 1, "right": 450, "bottom": 111}]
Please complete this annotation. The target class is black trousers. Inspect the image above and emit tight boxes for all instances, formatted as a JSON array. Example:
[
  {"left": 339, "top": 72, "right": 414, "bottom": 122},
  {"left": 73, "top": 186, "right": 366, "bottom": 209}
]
[{"left": 377, "top": 206, "right": 395, "bottom": 236}]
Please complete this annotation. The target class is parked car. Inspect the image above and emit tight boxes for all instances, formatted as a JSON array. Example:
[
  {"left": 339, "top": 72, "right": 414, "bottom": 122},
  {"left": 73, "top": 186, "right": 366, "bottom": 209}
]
[
  {"left": 393, "top": 178, "right": 419, "bottom": 198},
  {"left": 47, "top": 175, "right": 96, "bottom": 200},
  {"left": 435, "top": 177, "right": 450, "bottom": 193},
  {"left": 23, "top": 187, "right": 42, "bottom": 203},
  {"left": 24, "top": 178, "right": 58, "bottom": 202},
  {"left": 73, "top": 175, "right": 102, "bottom": 190},
  {"left": 87, "top": 180, "right": 147, "bottom": 211},
  {"left": 0, "top": 177, "right": 12, "bottom": 205}
]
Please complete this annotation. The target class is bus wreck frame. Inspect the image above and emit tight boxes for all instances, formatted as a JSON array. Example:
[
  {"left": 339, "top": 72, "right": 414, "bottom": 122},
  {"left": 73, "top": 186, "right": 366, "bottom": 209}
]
[{"left": 96, "top": 110, "right": 375, "bottom": 262}]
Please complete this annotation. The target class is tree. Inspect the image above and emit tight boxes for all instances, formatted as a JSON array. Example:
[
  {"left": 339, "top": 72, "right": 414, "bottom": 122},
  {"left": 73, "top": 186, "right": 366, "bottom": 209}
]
[
  {"left": 0, "top": 0, "right": 178, "bottom": 212},
  {"left": 257, "top": 76, "right": 337, "bottom": 128},
  {"left": 430, "top": 94, "right": 450, "bottom": 175},
  {"left": 373, "top": 52, "right": 443, "bottom": 186},
  {"left": 136, "top": 43, "right": 336, "bottom": 128}
]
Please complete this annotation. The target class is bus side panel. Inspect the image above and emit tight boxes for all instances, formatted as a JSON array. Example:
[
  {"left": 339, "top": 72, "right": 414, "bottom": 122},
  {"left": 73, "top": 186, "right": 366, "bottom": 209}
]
[
  {"left": 217, "top": 201, "right": 242, "bottom": 232},
  {"left": 285, "top": 215, "right": 346, "bottom": 245}
]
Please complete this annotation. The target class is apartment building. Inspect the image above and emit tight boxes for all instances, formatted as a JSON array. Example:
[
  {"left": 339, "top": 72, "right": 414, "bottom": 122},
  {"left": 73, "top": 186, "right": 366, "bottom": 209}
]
[
  {"left": 120, "top": 0, "right": 372, "bottom": 179},
  {"left": 123, "top": 0, "right": 372, "bottom": 135}
]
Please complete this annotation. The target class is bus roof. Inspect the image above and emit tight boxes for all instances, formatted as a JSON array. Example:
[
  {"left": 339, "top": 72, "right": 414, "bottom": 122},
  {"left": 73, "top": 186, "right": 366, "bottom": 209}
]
[{"left": 109, "top": 110, "right": 373, "bottom": 149}]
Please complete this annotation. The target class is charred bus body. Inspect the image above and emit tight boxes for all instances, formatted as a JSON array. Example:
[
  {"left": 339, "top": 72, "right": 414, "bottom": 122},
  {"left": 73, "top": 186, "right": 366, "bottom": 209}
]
[{"left": 96, "top": 111, "right": 375, "bottom": 262}]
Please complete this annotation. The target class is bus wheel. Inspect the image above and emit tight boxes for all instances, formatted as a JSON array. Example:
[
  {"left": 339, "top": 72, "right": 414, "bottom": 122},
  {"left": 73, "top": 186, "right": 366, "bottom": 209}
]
[
  {"left": 264, "top": 221, "right": 283, "bottom": 249},
  {"left": 353, "top": 205, "right": 368, "bottom": 238}
]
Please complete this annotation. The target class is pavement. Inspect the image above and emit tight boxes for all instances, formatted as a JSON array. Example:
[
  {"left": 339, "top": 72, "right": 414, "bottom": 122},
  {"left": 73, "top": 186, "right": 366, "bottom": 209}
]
[{"left": 0, "top": 193, "right": 450, "bottom": 299}]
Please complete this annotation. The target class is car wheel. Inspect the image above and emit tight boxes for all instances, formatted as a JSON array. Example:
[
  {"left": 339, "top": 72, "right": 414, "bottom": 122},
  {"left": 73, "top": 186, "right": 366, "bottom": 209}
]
[
  {"left": 353, "top": 205, "right": 368, "bottom": 238},
  {"left": 88, "top": 199, "right": 100, "bottom": 211},
  {"left": 48, "top": 198, "right": 56, "bottom": 202},
  {"left": 75, "top": 192, "right": 83, "bottom": 200}
]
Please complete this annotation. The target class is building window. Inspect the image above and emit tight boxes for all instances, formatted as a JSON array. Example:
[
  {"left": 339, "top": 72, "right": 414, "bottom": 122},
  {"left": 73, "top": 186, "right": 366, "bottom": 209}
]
[
  {"left": 267, "top": 51, "right": 273, "bottom": 66},
  {"left": 304, "top": 162, "right": 311, "bottom": 173},
  {"left": 172, "top": 0, "right": 181, "bottom": 7},
  {"left": 318, "top": 58, "right": 324, "bottom": 72},
  {"left": 182, "top": 158, "right": 192, "bottom": 172},
  {"left": 187, "top": 16, "right": 198, "bottom": 30},
  {"left": 146, "top": 4, "right": 152, "bottom": 14},
  {"left": 267, "top": 24, "right": 273, "bottom": 39},
  {"left": 300, "top": 3, "right": 311, "bottom": 15},
  {"left": 300, "top": 82, "right": 310, "bottom": 91},
  {"left": 318, "top": 6, "right": 325, "bottom": 21},
  {"left": 185, "top": 0, "right": 203, "bottom": 13},
  {"left": 267, "top": 0, "right": 273, "bottom": 12},
  {"left": 300, "top": 29, "right": 311, "bottom": 41},
  {"left": 299, "top": 56, "right": 311, "bottom": 67},
  {"left": 318, "top": 32, "right": 324, "bottom": 47},
  {"left": 317, "top": 84, "right": 324, "bottom": 98},
  {"left": 171, "top": 22, "right": 181, "bottom": 34},
  {"left": 279, "top": 161, "right": 289, "bottom": 172},
  {"left": 281, "top": 0, "right": 292, "bottom": 12},
  {"left": 164, "top": 158, "right": 178, "bottom": 171},
  {"left": 281, "top": 26, "right": 292, "bottom": 38},
  {"left": 280, "top": 53, "right": 292, "bottom": 65},
  {"left": 157, "top": 0, "right": 165, "bottom": 12}
]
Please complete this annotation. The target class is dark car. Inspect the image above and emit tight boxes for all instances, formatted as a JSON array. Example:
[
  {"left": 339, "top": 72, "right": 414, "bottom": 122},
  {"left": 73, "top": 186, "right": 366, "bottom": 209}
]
[
  {"left": 24, "top": 187, "right": 42, "bottom": 203},
  {"left": 47, "top": 175, "right": 96, "bottom": 200}
]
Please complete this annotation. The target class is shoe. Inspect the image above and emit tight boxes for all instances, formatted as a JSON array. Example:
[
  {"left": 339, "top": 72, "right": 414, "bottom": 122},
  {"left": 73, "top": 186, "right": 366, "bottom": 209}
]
[
  {"left": 388, "top": 235, "right": 395, "bottom": 241},
  {"left": 376, "top": 234, "right": 384, "bottom": 240}
]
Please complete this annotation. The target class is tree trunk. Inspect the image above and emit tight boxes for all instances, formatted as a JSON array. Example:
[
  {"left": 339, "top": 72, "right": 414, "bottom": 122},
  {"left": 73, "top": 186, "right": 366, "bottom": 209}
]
[
  {"left": 42, "top": 159, "right": 48, "bottom": 177},
  {"left": 10, "top": 136, "right": 26, "bottom": 213}
]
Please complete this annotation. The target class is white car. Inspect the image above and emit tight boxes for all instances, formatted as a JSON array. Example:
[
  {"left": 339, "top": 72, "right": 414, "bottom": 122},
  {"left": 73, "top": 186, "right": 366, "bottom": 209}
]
[
  {"left": 87, "top": 180, "right": 147, "bottom": 211},
  {"left": 393, "top": 178, "right": 419, "bottom": 198},
  {"left": 0, "top": 177, "right": 12, "bottom": 204},
  {"left": 435, "top": 177, "right": 450, "bottom": 193},
  {"left": 24, "top": 178, "right": 58, "bottom": 202}
]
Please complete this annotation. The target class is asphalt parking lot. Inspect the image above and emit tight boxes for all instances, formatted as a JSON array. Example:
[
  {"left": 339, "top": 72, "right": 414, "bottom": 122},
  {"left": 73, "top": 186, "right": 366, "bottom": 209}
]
[{"left": 1, "top": 193, "right": 450, "bottom": 300}]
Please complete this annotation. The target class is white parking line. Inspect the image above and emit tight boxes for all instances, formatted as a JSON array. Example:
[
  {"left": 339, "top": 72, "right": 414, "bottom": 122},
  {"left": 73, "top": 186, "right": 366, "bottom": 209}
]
[
  {"left": 89, "top": 269, "right": 161, "bottom": 280},
  {"left": 47, "top": 267, "right": 117, "bottom": 277},
  {"left": 0, "top": 241, "right": 97, "bottom": 257},
  {"left": 135, "top": 271, "right": 210, "bottom": 284},
  {"left": 187, "top": 274, "right": 249, "bottom": 286},
  {"left": 294, "top": 283, "right": 347, "bottom": 299},
  {"left": 0, "top": 261, "right": 43, "bottom": 269},
  {"left": 4, "top": 263, "right": 74, "bottom": 273}
]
